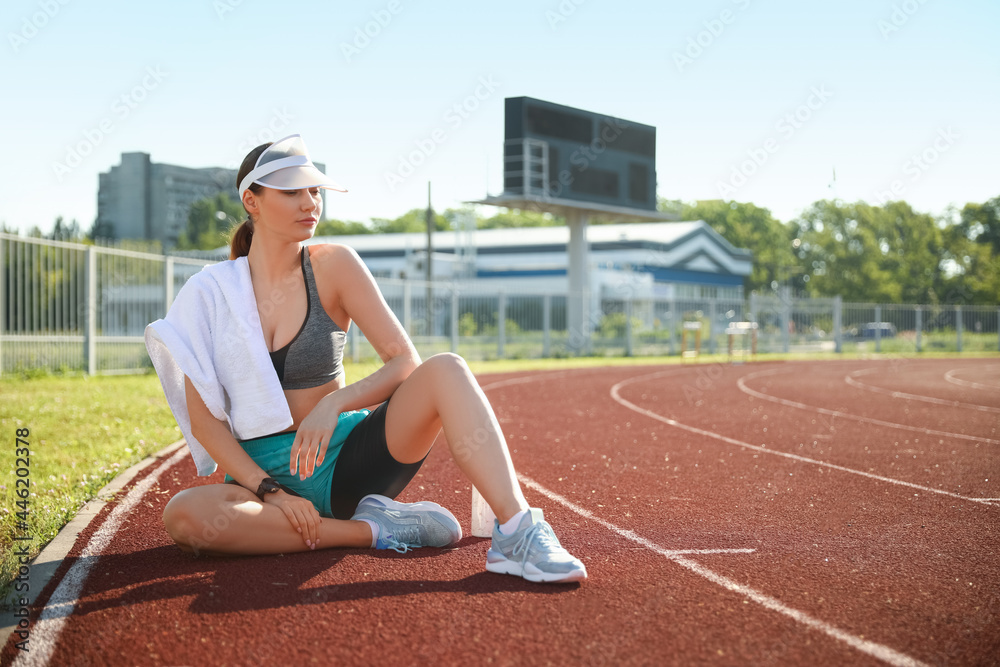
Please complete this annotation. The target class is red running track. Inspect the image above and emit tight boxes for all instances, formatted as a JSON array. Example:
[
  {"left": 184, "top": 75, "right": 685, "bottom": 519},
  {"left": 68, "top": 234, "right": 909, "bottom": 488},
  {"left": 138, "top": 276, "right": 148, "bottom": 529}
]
[{"left": 3, "top": 358, "right": 999, "bottom": 666}]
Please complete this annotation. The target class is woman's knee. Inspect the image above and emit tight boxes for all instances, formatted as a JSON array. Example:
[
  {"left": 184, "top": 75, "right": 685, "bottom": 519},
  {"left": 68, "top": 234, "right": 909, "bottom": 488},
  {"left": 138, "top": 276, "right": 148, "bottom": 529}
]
[
  {"left": 421, "top": 352, "right": 472, "bottom": 382},
  {"left": 162, "top": 486, "right": 245, "bottom": 549},
  {"left": 162, "top": 490, "right": 202, "bottom": 546}
]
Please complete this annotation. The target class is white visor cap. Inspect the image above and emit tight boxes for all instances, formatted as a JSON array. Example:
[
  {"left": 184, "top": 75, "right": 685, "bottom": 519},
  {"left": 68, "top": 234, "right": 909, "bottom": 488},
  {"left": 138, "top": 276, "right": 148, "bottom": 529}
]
[{"left": 238, "top": 134, "right": 347, "bottom": 198}]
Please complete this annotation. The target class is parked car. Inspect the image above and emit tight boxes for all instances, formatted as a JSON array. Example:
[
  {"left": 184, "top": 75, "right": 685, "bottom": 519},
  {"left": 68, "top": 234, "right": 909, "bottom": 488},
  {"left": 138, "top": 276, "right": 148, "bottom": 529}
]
[{"left": 857, "top": 322, "right": 897, "bottom": 339}]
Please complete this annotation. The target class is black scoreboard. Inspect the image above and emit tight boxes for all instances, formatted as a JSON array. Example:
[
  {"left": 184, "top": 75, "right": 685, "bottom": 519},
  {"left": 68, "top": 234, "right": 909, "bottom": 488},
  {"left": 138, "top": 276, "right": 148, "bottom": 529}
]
[{"left": 503, "top": 97, "right": 657, "bottom": 211}]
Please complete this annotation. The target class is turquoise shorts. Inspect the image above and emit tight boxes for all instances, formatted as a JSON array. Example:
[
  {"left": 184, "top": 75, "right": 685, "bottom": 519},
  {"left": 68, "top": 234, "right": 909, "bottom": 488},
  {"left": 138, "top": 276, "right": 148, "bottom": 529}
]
[{"left": 224, "top": 409, "right": 370, "bottom": 517}]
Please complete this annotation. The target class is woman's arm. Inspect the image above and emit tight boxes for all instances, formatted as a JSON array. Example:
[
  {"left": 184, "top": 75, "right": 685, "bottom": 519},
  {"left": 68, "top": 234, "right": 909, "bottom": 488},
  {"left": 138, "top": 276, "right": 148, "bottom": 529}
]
[
  {"left": 185, "top": 376, "right": 271, "bottom": 492},
  {"left": 185, "top": 376, "right": 321, "bottom": 548},
  {"left": 323, "top": 244, "right": 421, "bottom": 412},
  {"left": 288, "top": 244, "right": 420, "bottom": 477}
]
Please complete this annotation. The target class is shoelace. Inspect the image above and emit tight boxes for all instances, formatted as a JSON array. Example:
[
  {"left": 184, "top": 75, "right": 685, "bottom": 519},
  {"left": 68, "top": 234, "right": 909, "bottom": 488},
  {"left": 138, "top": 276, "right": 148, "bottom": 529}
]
[
  {"left": 512, "top": 521, "right": 561, "bottom": 567},
  {"left": 383, "top": 526, "right": 422, "bottom": 554}
]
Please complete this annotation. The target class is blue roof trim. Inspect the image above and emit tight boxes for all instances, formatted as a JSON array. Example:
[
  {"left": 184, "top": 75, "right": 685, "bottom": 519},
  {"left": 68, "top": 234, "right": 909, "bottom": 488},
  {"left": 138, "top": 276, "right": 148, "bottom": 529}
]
[
  {"left": 476, "top": 268, "right": 566, "bottom": 278},
  {"left": 642, "top": 266, "right": 744, "bottom": 287}
]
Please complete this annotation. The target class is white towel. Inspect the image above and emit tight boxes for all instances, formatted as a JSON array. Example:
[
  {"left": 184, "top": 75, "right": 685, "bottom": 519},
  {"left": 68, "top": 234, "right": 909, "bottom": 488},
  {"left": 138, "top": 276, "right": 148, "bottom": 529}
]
[{"left": 145, "top": 256, "right": 293, "bottom": 476}]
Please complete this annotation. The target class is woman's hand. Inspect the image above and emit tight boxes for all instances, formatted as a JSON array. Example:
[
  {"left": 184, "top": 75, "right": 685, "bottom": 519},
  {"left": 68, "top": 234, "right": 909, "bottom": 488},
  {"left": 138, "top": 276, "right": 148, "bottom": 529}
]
[
  {"left": 290, "top": 394, "right": 340, "bottom": 480},
  {"left": 265, "top": 490, "right": 322, "bottom": 550}
]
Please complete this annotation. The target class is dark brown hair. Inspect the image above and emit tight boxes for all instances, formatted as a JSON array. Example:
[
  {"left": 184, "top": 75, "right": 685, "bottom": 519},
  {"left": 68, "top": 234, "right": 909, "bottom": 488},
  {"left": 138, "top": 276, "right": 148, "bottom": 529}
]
[{"left": 229, "top": 142, "right": 272, "bottom": 260}]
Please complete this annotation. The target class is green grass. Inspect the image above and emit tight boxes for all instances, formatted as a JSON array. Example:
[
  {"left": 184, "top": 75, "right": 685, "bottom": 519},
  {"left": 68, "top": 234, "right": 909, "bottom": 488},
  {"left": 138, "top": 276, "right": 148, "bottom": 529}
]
[
  {"left": 0, "top": 372, "right": 182, "bottom": 605},
  {"left": 3, "top": 348, "right": 999, "bottom": 604}
]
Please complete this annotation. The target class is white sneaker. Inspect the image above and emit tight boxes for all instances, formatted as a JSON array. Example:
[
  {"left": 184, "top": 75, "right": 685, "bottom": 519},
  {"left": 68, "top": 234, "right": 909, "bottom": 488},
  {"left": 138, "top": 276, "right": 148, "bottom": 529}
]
[
  {"left": 352, "top": 494, "right": 462, "bottom": 553},
  {"left": 485, "top": 508, "right": 587, "bottom": 583}
]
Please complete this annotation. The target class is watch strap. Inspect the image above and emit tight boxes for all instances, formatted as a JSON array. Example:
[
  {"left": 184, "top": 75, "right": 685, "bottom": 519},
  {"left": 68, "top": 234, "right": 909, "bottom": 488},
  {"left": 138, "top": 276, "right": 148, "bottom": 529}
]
[{"left": 254, "top": 477, "right": 281, "bottom": 501}]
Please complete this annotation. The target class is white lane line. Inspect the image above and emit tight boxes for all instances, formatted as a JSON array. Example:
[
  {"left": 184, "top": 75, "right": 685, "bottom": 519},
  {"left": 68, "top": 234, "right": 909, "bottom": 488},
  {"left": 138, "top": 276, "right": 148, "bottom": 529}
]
[
  {"left": 610, "top": 369, "right": 997, "bottom": 507},
  {"left": 520, "top": 474, "right": 929, "bottom": 667},
  {"left": 845, "top": 368, "right": 1000, "bottom": 414},
  {"left": 480, "top": 369, "right": 582, "bottom": 391},
  {"left": 738, "top": 367, "right": 1000, "bottom": 445},
  {"left": 14, "top": 448, "right": 187, "bottom": 667},
  {"left": 944, "top": 367, "right": 1000, "bottom": 392},
  {"left": 659, "top": 549, "right": 756, "bottom": 556}
]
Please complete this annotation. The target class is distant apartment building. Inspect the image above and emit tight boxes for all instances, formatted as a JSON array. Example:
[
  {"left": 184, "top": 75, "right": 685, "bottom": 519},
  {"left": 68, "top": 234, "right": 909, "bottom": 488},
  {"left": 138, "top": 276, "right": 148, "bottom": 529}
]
[{"left": 96, "top": 152, "right": 326, "bottom": 247}]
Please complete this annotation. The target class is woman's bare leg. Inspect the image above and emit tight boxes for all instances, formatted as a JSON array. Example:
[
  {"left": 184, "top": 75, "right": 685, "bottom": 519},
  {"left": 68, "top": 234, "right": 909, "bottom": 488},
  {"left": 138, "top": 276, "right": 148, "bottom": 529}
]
[
  {"left": 162, "top": 484, "right": 371, "bottom": 555},
  {"left": 164, "top": 353, "right": 529, "bottom": 555},
  {"left": 384, "top": 353, "right": 529, "bottom": 524}
]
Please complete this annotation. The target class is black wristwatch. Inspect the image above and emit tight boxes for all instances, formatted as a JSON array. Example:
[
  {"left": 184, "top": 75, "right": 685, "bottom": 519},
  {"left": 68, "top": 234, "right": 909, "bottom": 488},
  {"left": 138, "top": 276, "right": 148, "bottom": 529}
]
[{"left": 254, "top": 477, "right": 281, "bottom": 501}]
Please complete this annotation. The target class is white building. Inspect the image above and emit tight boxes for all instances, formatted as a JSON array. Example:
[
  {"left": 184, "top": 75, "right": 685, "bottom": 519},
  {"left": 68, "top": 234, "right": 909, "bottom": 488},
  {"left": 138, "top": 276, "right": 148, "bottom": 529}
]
[{"left": 309, "top": 220, "right": 752, "bottom": 301}]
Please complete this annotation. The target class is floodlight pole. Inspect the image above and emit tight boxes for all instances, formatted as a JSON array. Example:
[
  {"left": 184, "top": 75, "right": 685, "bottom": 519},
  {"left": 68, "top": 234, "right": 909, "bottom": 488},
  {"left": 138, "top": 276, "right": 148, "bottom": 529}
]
[{"left": 567, "top": 210, "right": 590, "bottom": 355}]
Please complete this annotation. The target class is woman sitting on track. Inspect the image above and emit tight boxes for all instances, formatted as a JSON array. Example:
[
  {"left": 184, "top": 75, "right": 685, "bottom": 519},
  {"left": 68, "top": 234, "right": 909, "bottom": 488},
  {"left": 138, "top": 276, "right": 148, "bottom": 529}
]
[{"left": 145, "top": 134, "right": 586, "bottom": 584}]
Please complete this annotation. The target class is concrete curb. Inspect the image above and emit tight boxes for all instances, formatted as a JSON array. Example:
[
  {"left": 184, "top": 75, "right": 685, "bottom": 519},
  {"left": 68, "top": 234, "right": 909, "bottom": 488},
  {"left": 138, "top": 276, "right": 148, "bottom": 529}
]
[{"left": 0, "top": 440, "right": 188, "bottom": 646}]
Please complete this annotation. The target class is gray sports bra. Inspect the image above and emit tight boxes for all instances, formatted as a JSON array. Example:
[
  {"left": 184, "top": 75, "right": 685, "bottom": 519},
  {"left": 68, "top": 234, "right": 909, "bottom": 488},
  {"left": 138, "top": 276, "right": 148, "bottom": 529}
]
[{"left": 268, "top": 249, "right": 346, "bottom": 390}]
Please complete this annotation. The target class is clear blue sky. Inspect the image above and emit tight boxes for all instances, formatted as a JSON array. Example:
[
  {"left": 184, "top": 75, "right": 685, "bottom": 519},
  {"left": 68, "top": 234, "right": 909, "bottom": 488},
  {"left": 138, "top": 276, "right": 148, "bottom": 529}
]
[{"left": 2, "top": 0, "right": 997, "bottom": 235}]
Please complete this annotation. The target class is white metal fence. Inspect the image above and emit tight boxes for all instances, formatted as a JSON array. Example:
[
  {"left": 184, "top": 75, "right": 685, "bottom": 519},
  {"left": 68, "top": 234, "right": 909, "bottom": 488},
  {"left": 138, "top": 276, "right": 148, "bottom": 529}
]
[{"left": 1, "top": 233, "right": 997, "bottom": 376}]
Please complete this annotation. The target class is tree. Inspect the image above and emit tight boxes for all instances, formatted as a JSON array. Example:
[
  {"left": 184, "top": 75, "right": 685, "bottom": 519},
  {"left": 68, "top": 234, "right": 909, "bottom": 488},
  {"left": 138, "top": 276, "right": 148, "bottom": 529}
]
[
  {"left": 88, "top": 217, "right": 115, "bottom": 242},
  {"left": 477, "top": 208, "right": 560, "bottom": 229},
  {"left": 177, "top": 193, "right": 245, "bottom": 250},
  {"left": 680, "top": 200, "right": 796, "bottom": 294},
  {"left": 957, "top": 196, "right": 1000, "bottom": 255},
  {"left": 314, "top": 218, "right": 372, "bottom": 236},
  {"left": 370, "top": 208, "right": 450, "bottom": 234},
  {"left": 939, "top": 196, "right": 1000, "bottom": 304},
  {"left": 49, "top": 216, "right": 82, "bottom": 241},
  {"left": 792, "top": 200, "right": 945, "bottom": 303}
]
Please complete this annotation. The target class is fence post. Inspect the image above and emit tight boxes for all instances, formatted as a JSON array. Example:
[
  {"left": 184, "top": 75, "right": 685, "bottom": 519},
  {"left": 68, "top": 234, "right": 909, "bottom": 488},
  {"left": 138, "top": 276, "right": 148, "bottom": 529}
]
[
  {"left": 708, "top": 299, "right": 716, "bottom": 355},
  {"left": 542, "top": 294, "right": 551, "bottom": 358},
  {"left": 956, "top": 305, "right": 962, "bottom": 353},
  {"left": 874, "top": 304, "right": 882, "bottom": 353},
  {"left": 780, "top": 286, "right": 791, "bottom": 354},
  {"left": 450, "top": 287, "right": 458, "bottom": 354},
  {"left": 497, "top": 291, "right": 506, "bottom": 359},
  {"left": 915, "top": 306, "right": 922, "bottom": 353},
  {"left": 625, "top": 295, "right": 634, "bottom": 357},
  {"left": 402, "top": 281, "right": 412, "bottom": 335},
  {"left": 163, "top": 256, "right": 174, "bottom": 313},
  {"left": 997, "top": 307, "right": 999, "bottom": 352},
  {"left": 833, "top": 296, "right": 842, "bottom": 353},
  {"left": 668, "top": 295, "right": 677, "bottom": 355},
  {"left": 84, "top": 246, "right": 97, "bottom": 375}
]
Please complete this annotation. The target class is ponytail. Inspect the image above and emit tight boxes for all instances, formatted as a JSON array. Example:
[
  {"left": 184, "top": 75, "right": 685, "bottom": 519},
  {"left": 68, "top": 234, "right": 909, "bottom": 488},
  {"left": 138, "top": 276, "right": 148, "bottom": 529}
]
[
  {"left": 229, "top": 218, "right": 253, "bottom": 259},
  {"left": 232, "top": 141, "right": 272, "bottom": 261}
]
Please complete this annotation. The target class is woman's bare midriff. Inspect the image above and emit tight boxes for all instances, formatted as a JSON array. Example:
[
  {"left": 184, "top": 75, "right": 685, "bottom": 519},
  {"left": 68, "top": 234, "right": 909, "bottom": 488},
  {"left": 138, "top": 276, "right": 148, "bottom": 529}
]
[{"left": 281, "top": 377, "right": 346, "bottom": 431}]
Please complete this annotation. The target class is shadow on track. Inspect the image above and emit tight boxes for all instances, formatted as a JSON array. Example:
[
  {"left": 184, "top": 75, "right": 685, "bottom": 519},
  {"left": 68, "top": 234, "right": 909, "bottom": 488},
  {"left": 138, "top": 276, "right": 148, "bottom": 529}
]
[{"left": 58, "top": 538, "right": 576, "bottom": 619}]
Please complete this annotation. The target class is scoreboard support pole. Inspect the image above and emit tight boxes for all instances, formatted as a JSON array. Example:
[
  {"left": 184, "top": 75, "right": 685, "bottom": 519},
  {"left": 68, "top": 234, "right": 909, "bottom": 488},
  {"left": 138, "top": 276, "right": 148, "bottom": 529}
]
[{"left": 567, "top": 210, "right": 590, "bottom": 355}]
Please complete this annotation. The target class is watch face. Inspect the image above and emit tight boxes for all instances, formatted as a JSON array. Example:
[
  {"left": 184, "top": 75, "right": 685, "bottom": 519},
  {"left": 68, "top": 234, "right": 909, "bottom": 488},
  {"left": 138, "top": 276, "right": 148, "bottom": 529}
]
[{"left": 259, "top": 479, "right": 281, "bottom": 495}]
